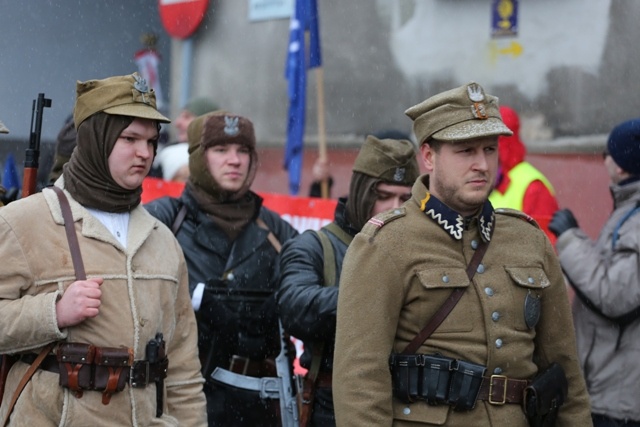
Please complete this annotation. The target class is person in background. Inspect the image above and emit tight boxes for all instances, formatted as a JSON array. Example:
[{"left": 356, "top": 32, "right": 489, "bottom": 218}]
[
  {"left": 278, "top": 135, "right": 420, "bottom": 426},
  {"left": 149, "top": 96, "right": 218, "bottom": 180},
  {"left": 48, "top": 115, "right": 77, "bottom": 185},
  {"left": 549, "top": 118, "right": 640, "bottom": 427},
  {"left": 332, "top": 82, "right": 591, "bottom": 426},
  {"left": 489, "top": 106, "right": 559, "bottom": 242},
  {"left": 145, "top": 111, "right": 298, "bottom": 426},
  {"left": 0, "top": 72, "right": 207, "bottom": 426}
]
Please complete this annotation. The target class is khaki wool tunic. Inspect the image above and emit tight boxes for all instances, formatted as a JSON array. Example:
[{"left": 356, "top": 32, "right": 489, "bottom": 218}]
[{"left": 333, "top": 175, "right": 591, "bottom": 427}]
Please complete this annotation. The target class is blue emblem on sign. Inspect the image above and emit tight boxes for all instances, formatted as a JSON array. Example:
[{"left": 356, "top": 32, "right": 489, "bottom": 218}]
[{"left": 491, "top": 0, "right": 518, "bottom": 38}]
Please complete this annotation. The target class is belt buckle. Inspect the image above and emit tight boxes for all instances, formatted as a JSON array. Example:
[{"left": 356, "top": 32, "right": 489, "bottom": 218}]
[
  {"left": 488, "top": 375, "right": 508, "bottom": 405},
  {"left": 230, "top": 355, "right": 250, "bottom": 375}
]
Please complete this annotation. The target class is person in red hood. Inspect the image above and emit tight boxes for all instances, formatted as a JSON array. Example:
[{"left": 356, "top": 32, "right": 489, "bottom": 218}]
[{"left": 489, "top": 105, "right": 559, "bottom": 242}]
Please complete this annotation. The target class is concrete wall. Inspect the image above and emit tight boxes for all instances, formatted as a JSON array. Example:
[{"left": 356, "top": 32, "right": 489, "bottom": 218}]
[{"left": 174, "top": 0, "right": 640, "bottom": 147}]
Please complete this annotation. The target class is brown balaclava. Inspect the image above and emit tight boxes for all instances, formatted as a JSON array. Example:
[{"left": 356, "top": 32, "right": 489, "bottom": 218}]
[
  {"left": 63, "top": 72, "right": 169, "bottom": 212},
  {"left": 185, "top": 112, "right": 259, "bottom": 240},
  {"left": 345, "top": 135, "right": 420, "bottom": 231},
  {"left": 186, "top": 112, "right": 258, "bottom": 203}
]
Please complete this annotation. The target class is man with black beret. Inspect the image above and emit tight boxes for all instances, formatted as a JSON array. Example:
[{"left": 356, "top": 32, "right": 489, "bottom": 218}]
[
  {"left": 333, "top": 82, "right": 591, "bottom": 426},
  {"left": 0, "top": 73, "right": 207, "bottom": 425},
  {"left": 549, "top": 118, "right": 640, "bottom": 427},
  {"left": 277, "top": 135, "right": 419, "bottom": 426}
]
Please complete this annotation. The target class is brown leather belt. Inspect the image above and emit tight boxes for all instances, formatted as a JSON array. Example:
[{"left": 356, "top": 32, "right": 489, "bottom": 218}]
[
  {"left": 228, "top": 355, "right": 276, "bottom": 378},
  {"left": 19, "top": 354, "right": 166, "bottom": 388},
  {"left": 315, "top": 371, "right": 332, "bottom": 389},
  {"left": 476, "top": 375, "right": 529, "bottom": 404}
]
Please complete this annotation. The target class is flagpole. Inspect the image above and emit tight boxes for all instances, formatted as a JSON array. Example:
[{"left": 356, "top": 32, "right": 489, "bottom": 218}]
[{"left": 315, "top": 68, "right": 329, "bottom": 199}]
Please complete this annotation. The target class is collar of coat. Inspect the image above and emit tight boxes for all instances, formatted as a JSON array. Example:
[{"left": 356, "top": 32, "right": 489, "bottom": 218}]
[{"left": 419, "top": 191, "right": 495, "bottom": 242}]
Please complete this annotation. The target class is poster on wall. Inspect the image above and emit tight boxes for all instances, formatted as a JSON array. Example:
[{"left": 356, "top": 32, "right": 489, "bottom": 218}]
[
  {"left": 248, "top": 0, "right": 293, "bottom": 22},
  {"left": 491, "top": 0, "right": 518, "bottom": 37}
]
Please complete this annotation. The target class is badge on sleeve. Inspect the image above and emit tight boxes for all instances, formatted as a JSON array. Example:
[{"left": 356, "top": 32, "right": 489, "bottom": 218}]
[{"left": 524, "top": 291, "right": 541, "bottom": 329}]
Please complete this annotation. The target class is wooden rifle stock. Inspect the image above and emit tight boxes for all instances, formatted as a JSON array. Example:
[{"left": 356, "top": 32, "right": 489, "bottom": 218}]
[{"left": 21, "top": 93, "right": 52, "bottom": 198}]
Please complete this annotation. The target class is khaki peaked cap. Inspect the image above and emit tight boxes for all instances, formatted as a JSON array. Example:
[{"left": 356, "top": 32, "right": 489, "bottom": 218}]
[
  {"left": 352, "top": 135, "right": 419, "bottom": 186},
  {"left": 73, "top": 72, "right": 170, "bottom": 129},
  {"left": 0, "top": 120, "right": 8, "bottom": 134},
  {"left": 405, "top": 82, "right": 512, "bottom": 145}
]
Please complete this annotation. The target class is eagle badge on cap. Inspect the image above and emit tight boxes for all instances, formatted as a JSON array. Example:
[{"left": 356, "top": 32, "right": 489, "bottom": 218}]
[
  {"left": 224, "top": 116, "right": 240, "bottom": 136},
  {"left": 133, "top": 74, "right": 150, "bottom": 104},
  {"left": 467, "top": 84, "right": 485, "bottom": 102},
  {"left": 393, "top": 167, "right": 406, "bottom": 182}
]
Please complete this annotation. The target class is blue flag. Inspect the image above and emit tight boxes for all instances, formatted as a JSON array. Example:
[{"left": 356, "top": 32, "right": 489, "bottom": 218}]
[
  {"left": 2, "top": 153, "right": 20, "bottom": 194},
  {"left": 284, "top": 0, "right": 322, "bottom": 195}
]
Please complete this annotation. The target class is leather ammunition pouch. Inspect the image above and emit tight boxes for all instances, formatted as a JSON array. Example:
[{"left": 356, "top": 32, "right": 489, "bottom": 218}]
[
  {"left": 523, "top": 363, "right": 568, "bottom": 427},
  {"left": 390, "top": 353, "right": 507, "bottom": 412}
]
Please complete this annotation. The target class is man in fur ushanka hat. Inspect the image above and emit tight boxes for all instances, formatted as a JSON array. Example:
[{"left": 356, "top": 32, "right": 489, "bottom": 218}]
[{"left": 146, "top": 112, "right": 298, "bottom": 426}]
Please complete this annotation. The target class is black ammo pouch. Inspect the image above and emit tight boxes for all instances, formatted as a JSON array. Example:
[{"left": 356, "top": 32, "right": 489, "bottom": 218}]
[
  {"left": 447, "top": 360, "right": 487, "bottom": 411},
  {"left": 389, "top": 353, "right": 486, "bottom": 411},
  {"left": 389, "top": 353, "right": 456, "bottom": 405},
  {"left": 523, "top": 363, "right": 568, "bottom": 427}
]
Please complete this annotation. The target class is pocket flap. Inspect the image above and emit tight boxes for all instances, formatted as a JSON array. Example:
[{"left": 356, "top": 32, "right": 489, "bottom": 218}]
[
  {"left": 505, "top": 267, "right": 550, "bottom": 289},
  {"left": 417, "top": 268, "right": 470, "bottom": 289}
]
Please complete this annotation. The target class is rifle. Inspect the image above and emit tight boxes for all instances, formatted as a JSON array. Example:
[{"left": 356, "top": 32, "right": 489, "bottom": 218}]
[
  {"left": 22, "top": 93, "right": 52, "bottom": 198},
  {"left": 210, "top": 321, "right": 299, "bottom": 427}
]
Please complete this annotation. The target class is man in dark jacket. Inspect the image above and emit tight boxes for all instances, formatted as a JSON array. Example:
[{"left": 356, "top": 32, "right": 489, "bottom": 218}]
[
  {"left": 146, "top": 112, "right": 298, "bottom": 426},
  {"left": 277, "top": 135, "right": 420, "bottom": 426}
]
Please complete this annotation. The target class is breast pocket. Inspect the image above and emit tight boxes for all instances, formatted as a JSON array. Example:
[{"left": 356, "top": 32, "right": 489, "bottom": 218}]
[
  {"left": 505, "top": 267, "right": 549, "bottom": 331},
  {"left": 416, "top": 268, "right": 473, "bottom": 333}
]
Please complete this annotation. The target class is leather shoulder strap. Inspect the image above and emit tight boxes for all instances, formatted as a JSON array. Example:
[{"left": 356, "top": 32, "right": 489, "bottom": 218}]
[
  {"left": 312, "top": 228, "right": 336, "bottom": 288},
  {"left": 402, "top": 240, "right": 489, "bottom": 354},
  {"left": 171, "top": 203, "right": 188, "bottom": 236},
  {"left": 255, "top": 217, "right": 282, "bottom": 253},
  {"left": 52, "top": 186, "right": 86, "bottom": 280}
]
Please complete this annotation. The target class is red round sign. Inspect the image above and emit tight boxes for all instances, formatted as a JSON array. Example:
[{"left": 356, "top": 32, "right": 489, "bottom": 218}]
[{"left": 158, "top": 0, "right": 209, "bottom": 39}]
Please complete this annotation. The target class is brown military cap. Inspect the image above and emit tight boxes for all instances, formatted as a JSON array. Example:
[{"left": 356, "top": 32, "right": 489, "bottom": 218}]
[
  {"left": 405, "top": 82, "right": 512, "bottom": 145},
  {"left": 187, "top": 112, "right": 256, "bottom": 153},
  {"left": 0, "top": 119, "right": 9, "bottom": 134},
  {"left": 352, "top": 135, "right": 419, "bottom": 186},
  {"left": 73, "top": 72, "right": 170, "bottom": 129}
]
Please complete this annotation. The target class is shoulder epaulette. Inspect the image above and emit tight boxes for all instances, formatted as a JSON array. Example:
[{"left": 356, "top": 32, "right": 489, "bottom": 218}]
[
  {"left": 494, "top": 208, "right": 541, "bottom": 229},
  {"left": 361, "top": 207, "right": 406, "bottom": 236}
]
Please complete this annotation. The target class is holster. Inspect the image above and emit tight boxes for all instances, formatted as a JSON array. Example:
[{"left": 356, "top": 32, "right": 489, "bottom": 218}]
[{"left": 523, "top": 363, "right": 568, "bottom": 427}]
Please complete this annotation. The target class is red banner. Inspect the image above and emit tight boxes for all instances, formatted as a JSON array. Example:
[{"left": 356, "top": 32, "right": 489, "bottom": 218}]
[{"left": 142, "top": 177, "right": 337, "bottom": 232}]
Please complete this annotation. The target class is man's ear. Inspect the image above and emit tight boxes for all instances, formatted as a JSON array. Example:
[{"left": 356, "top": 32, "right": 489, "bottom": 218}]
[{"left": 420, "top": 143, "right": 435, "bottom": 173}]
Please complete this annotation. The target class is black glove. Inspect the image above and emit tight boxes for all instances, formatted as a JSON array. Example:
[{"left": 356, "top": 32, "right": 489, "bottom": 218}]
[{"left": 548, "top": 209, "right": 578, "bottom": 237}]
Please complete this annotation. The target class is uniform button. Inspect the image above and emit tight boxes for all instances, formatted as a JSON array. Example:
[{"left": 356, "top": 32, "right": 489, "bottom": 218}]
[
  {"left": 491, "top": 311, "right": 500, "bottom": 322},
  {"left": 495, "top": 338, "right": 503, "bottom": 348},
  {"left": 484, "top": 287, "right": 494, "bottom": 296},
  {"left": 493, "top": 367, "right": 503, "bottom": 375},
  {"left": 528, "top": 277, "right": 535, "bottom": 284},
  {"left": 477, "top": 264, "right": 485, "bottom": 274},
  {"left": 442, "top": 275, "right": 449, "bottom": 283},
  {"left": 394, "top": 209, "right": 402, "bottom": 215},
  {"left": 403, "top": 407, "right": 411, "bottom": 415},
  {"left": 471, "top": 240, "right": 479, "bottom": 250},
  {"left": 227, "top": 272, "right": 235, "bottom": 281}
]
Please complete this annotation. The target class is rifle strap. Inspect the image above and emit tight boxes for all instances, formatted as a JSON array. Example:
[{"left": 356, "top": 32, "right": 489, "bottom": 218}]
[
  {"left": 1, "top": 187, "right": 86, "bottom": 427},
  {"left": 256, "top": 217, "right": 282, "bottom": 253},
  {"left": 401, "top": 239, "right": 489, "bottom": 355},
  {"left": 171, "top": 203, "right": 188, "bottom": 235}
]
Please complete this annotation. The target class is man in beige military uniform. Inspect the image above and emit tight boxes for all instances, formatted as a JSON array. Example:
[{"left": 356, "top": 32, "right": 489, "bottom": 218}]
[{"left": 333, "top": 82, "right": 591, "bottom": 426}]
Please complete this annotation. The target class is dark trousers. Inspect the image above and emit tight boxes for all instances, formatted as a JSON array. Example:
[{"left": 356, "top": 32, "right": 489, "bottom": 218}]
[
  {"left": 311, "top": 387, "right": 336, "bottom": 427},
  {"left": 593, "top": 414, "right": 640, "bottom": 427},
  {"left": 205, "top": 382, "right": 279, "bottom": 427}
]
